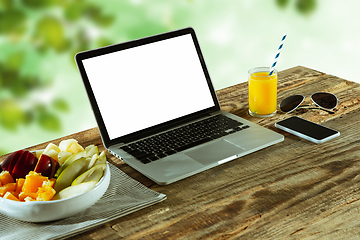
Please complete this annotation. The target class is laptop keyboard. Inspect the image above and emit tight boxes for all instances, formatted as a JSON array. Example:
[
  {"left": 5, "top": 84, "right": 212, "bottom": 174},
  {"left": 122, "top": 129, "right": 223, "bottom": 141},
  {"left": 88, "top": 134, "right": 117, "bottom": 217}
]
[{"left": 119, "top": 115, "right": 249, "bottom": 164}]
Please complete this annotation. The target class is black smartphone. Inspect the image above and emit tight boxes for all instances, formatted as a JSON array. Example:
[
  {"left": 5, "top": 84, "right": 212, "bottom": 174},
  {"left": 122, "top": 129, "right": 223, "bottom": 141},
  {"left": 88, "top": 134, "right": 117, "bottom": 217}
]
[{"left": 275, "top": 116, "right": 340, "bottom": 143}]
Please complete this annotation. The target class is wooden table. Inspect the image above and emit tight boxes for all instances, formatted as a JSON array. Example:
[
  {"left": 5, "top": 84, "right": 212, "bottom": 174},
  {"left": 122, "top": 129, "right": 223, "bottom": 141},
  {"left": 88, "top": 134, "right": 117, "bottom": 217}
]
[{"left": 1, "top": 66, "right": 360, "bottom": 239}]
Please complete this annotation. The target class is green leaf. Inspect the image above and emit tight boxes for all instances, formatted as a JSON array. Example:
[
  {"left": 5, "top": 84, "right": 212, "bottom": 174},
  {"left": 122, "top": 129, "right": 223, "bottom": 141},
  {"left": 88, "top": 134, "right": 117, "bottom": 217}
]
[
  {"left": 0, "top": 68, "right": 3, "bottom": 89},
  {"left": 0, "top": 9, "right": 26, "bottom": 34},
  {"left": 37, "top": 109, "right": 61, "bottom": 131},
  {"left": 296, "top": 0, "right": 316, "bottom": 15},
  {"left": 23, "top": 110, "right": 34, "bottom": 125},
  {"left": 64, "top": 1, "right": 86, "bottom": 21},
  {"left": 23, "top": 75, "right": 43, "bottom": 90},
  {"left": 34, "top": 103, "right": 46, "bottom": 112},
  {"left": 2, "top": 73, "right": 32, "bottom": 97},
  {"left": 96, "top": 37, "right": 113, "bottom": 48},
  {"left": 34, "top": 16, "right": 68, "bottom": 52},
  {"left": 0, "top": 0, "right": 13, "bottom": 10},
  {"left": 52, "top": 98, "right": 69, "bottom": 112},
  {"left": 10, "top": 77, "right": 28, "bottom": 96},
  {"left": 0, "top": 99, "right": 25, "bottom": 131},
  {"left": 276, "top": 0, "right": 289, "bottom": 8},
  {"left": 21, "top": 0, "right": 57, "bottom": 8},
  {"left": 6, "top": 52, "right": 25, "bottom": 71},
  {"left": 84, "top": 5, "right": 114, "bottom": 27}
]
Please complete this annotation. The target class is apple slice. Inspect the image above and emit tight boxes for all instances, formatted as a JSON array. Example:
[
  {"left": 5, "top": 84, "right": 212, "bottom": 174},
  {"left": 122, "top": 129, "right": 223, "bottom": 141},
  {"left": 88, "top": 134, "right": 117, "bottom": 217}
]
[
  {"left": 85, "top": 145, "right": 99, "bottom": 158},
  {"left": 34, "top": 154, "right": 53, "bottom": 178},
  {"left": 44, "top": 143, "right": 60, "bottom": 153},
  {"left": 54, "top": 157, "right": 87, "bottom": 192},
  {"left": 87, "top": 153, "right": 98, "bottom": 169},
  {"left": 1, "top": 150, "right": 24, "bottom": 174},
  {"left": 1, "top": 151, "right": 17, "bottom": 172},
  {"left": 57, "top": 151, "right": 72, "bottom": 165},
  {"left": 43, "top": 149, "right": 59, "bottom": 161},
  {"left": 53, "top": 180, "right": 97, "bottom": 200},
  {"left": 67, "top": 142, "right": 84, "bottom": 154},
  {"left": 35, "top": 149, "right": 44, "bottom": 159},
  {"left": 50, "top": 157, "right": 59, "bottom": 179},
  {"left": 43, "top": 143, "right": 60, "bottom": 159},
  {"left": 11, "top": 151, "right": 38, "bottom": 179},
  {"left": 54, "top": 150, "right": 86, "bottom": 178},
  {"left": 96, "top": 151, "right": 107, "bottom": 165},
  {"left": 59, "top": 139, "right": 78, "bottom": 152},
  {"left": 72, "top": 163, "right": 106, "bottom": 185},
  {"left": 24, "top": 152, "right": 38, "bottom": 179},
  {"left": 11, "top": 151, "right": 27, "bottom": 179}
]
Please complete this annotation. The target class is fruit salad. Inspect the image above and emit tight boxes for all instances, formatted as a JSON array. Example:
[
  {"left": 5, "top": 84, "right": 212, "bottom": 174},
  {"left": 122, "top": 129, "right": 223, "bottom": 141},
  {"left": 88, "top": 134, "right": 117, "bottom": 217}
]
[{"left": 0, "top": 139, "right": 107, "bottom": 202}]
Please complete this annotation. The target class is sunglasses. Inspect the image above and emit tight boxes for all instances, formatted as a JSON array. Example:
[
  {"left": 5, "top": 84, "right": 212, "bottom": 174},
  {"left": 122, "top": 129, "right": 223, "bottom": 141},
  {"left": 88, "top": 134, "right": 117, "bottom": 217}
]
[{"left": 279, "top": 92, "right": 338, "bottom": 114}]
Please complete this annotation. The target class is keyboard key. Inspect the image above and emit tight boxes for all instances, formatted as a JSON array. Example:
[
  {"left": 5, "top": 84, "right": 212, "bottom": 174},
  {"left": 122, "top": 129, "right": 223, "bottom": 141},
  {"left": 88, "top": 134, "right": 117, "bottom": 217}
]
[
  {"left": 156, "top": 153, "right": 167, "bottom": 158},
  {"left": 234, "top": 126, "right": 243, "bottom": 131},
  {"left": 137, "top": 152, "right": 156, "bottom": 160},
  {"left": 127, "top": 149, "right": 143, "bottom": 157},
  {"left": 164, "top": 149, "right": 176, "bottom": 156},
  {"left": 120, "top": 146, "right": 131, "bottom": 152},
  {"left": 149, "top": 156, "right": 160, "bottom": 161},
  {"left": 140, "top": 159, "right": 151, "bottom": 164}
]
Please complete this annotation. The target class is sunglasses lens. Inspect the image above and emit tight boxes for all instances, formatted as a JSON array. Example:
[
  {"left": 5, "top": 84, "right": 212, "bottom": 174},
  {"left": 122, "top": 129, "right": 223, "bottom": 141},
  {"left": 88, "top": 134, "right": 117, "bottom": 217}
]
[
  {"left": 311, "top": 93, "right": 337, "bottom": 109},
  {"left": 280, "top": 95, "right": 304, "bottom": 112}
]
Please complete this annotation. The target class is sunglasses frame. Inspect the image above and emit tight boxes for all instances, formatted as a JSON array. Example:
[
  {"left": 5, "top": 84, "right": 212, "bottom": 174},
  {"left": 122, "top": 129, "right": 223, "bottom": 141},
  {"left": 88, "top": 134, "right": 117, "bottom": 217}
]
[{"left": 279, "top": 92, "right": 339, "bottom": 114}]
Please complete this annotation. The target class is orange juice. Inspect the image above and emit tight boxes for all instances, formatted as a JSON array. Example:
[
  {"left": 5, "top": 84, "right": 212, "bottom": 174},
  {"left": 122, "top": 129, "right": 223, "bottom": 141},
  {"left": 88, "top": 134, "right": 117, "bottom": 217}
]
[{"left": 248, "top": 68, "right": 277, "bottom": 117}]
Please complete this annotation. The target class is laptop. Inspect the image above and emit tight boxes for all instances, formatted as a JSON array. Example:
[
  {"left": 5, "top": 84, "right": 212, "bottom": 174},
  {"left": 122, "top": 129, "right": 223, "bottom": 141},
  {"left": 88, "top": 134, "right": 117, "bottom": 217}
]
[{"left": 75, "top": 27, "right": 284, "bottom": 185}]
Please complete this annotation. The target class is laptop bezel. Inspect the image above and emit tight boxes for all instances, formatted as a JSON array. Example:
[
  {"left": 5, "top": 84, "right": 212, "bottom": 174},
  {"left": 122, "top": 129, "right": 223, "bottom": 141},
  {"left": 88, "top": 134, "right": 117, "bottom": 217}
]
[{"left": 75, "top": 27, "right": 221, "bottom": 148}]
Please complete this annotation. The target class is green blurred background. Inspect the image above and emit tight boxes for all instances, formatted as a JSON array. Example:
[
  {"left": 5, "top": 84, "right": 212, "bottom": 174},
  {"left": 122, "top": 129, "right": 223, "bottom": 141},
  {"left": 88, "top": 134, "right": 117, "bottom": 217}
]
[{"left": 1, "top": 0, "right": 359, "bottom": 155}]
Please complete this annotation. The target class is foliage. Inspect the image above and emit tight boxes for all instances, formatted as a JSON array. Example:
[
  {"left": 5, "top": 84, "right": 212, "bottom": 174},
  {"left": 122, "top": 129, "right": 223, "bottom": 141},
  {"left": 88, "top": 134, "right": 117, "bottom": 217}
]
[
  {"left": 0, "top": 0, "right": 176, "bottom": 135},
  {"left": 276, "top": 0, "right": 316, "bottom": 15},
  {"left": 0, "top": 0, "right": 117, "bottom": 132}
]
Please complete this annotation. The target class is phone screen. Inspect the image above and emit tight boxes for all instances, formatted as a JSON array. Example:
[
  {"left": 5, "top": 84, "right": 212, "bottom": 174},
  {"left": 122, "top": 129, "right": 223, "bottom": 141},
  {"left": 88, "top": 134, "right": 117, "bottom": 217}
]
[{"left": 275, "top": 116, "right": 339, "bottom": 143}]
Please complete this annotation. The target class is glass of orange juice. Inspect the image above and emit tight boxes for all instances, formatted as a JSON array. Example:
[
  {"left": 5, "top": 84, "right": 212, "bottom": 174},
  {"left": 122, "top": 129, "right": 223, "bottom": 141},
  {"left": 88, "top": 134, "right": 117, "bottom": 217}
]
[{"left": 248, "top": 67, "right": 277, "bottom": 117}]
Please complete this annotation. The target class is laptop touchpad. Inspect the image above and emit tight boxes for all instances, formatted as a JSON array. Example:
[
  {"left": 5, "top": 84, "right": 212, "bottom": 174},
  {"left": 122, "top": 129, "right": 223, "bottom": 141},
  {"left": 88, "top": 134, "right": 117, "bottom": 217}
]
[{"left": 185, "top": 140, "right": 245, "bottom": 165}]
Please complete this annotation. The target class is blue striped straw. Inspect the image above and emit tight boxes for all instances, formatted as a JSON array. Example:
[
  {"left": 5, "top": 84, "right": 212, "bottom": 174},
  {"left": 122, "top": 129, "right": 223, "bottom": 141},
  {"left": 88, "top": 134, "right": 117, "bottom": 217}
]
[{"left": 269, "top": 33, "right": 287, "bottom": 76}]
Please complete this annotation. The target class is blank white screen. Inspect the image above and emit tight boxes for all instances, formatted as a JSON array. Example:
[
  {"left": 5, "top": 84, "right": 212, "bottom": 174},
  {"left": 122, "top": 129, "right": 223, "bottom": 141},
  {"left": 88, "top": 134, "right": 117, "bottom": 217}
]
[{"left": 82, "top": 34, "right": 215, "bottom": 140}]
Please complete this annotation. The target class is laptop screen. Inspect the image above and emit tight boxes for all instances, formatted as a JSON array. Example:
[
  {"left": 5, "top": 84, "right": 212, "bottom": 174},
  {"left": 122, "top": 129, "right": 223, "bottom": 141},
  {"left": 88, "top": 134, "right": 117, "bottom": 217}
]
[{"left": 81, "top": 33, "right": 215, "bottom": 140}]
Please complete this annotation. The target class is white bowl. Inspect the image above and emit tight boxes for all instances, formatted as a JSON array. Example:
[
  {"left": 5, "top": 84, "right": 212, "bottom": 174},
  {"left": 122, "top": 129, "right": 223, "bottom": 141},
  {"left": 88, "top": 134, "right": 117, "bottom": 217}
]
[{"left": 0, "top": 163, "right": 110, "bottom": 222}]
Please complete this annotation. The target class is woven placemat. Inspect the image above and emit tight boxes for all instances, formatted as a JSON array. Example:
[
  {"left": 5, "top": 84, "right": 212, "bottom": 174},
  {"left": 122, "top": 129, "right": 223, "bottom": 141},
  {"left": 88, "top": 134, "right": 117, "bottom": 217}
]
[{"left": 0, "top": 163, "right": 167, "bottom": 240}]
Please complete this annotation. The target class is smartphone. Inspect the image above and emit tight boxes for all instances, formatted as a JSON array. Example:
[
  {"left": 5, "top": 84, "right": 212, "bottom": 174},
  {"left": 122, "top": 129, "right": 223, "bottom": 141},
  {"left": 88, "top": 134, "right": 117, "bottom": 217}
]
[{"left": 275, "top": 116, "right": 340, "bottom": 143}]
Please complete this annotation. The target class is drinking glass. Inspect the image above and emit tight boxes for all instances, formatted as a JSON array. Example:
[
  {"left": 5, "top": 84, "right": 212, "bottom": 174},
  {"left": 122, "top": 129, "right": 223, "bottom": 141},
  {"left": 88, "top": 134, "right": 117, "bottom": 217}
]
[{"left": 248, "top": 67, "right": 277, "bottom": 117}]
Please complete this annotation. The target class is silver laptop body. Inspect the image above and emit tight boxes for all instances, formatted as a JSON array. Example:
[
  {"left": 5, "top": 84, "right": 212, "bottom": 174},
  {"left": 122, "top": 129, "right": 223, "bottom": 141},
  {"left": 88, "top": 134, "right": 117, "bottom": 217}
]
[{"left": 75, "top": 27, "right": 284, "bottom": 185}]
